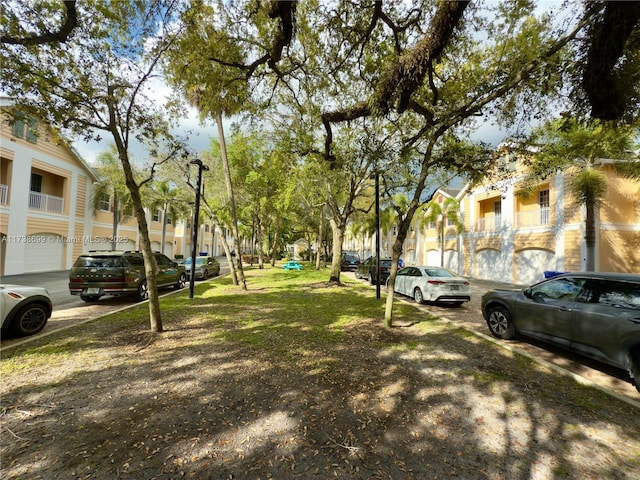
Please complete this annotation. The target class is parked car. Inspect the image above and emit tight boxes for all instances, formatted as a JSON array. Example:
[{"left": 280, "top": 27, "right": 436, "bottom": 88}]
[
  {"left": 283, "top": 260, "right": 303, "bottom": 271},
  {"left": 69, "top": 251, "right": 187, "bottom": 302},
  {"left": 1, "top": 284, "right": 52, "bottom": 337},
  {"left": 184, "top": 256, "right": 220, "bottom": 280},
  {"left": 392, "top": 266, "right": 471, "bottom": 306},
  {"left": 481, "top": 272, "right": 640, "bottom": 393},
  {"left": 355, "top": 257, "right": 393, "bottom": 285},
  {"left": 340, "top": 252, "right": 360, "bottom": 271}
]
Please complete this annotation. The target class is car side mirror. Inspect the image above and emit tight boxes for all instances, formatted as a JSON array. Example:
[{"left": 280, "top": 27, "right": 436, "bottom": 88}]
[
  {"left": 173, "top": 262, "right": 178, "bottom": 267},
  {"left": 523, "top": 288, "right": 532, "bottom": 299}
]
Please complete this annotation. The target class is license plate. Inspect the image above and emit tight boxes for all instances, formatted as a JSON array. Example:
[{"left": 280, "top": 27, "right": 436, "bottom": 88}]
[
  {"left": 86, "top": 288, "right": 101, "bottom": 294},
  {"left": 450, "top": 285, "right": 459, "bottom": 290}
]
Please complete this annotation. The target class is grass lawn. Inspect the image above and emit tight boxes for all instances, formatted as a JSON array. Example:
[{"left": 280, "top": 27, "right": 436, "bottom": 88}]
[{"left": 2, "top": 264, "right": 639, "bottom": 480}]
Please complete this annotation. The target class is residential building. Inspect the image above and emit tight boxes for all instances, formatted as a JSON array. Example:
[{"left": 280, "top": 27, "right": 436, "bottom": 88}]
[
  {"left": 0, "top": 98, "right": 98, "bottom": 275},
  {"left": 344, "top": 153, "right": 638, "bottom": 283},
  {"left": 1, "top": 98, "right": 232, "bottom": 276}
]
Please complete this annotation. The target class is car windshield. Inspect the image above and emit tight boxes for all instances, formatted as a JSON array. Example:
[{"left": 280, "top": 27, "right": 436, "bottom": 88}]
[
  {"left": 424, "top": 268, "right": 455, "bottom": 277},
  {"left": 184, "top": 258, "right": 207, "bottom": 266},
  {"left": 73, "top": 256, "right": 124, "bottom": 268}
]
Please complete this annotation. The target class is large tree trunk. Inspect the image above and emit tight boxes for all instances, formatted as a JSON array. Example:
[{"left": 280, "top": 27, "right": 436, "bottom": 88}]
[
  {"left": 118, "top": 151, "right": 163, "bottom": 333},
  {"left": 328, "top": 218, "right": 344, "bottom": 284},
  {"left": 384, "top": 237, "right": 405, "bottom": 328},
  {"left": 270, "top": 215, "right": 280, "bottom": 267},
  {"left": 315, "top": 209, "right": 323, "bottom": 270},
  {"left": 216, "top": 112, "right": 246, "bottom": 289}
]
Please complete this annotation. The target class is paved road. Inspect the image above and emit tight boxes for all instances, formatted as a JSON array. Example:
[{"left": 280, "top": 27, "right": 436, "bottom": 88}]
[{"left": 2, "top": 266, "right": 638, "bottom": 405}]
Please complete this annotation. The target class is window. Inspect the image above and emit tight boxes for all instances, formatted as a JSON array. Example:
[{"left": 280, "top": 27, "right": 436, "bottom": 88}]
[
  {"left": 153, "top": 210, "right": 161, "bottom": 222},
  {"left": 494, "top": 200, "right": 502, "bottom": 228},
  {"left": 531, "top": 277, "right": 586, "bottom": 301},
  {"left": 539, "top": 189, "right": 550, "bottom": 224},
  {"left": 578, "top": 279, "right": 640, "bottom": 309},
  {"left": 166, "top": 214, "right": 172, "bottom": 225},
  {"left": 98, "top": 193, "right": 110, "bottom": 211},
  {"left": 11, "top": 112, "right": 38, "bottom": 143},
  {"left": 539, "top": 189, "right": 550, "bottom": 208},
  {"left": 30, "top": 173, "right": 43, "bottom": 193},
  {"left": 26, "top": 118, "right": 38, "bottom": 143},
  {"left": 12, "top": 113, "right": 25, "bottom": 138}
]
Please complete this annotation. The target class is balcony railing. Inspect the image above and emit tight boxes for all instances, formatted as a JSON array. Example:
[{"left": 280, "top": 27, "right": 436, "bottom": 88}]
[
  {"left": 0, "top": 184, "right": 7, "bottom": 205},
  {"left": 515, "top": 207, "right": 550, "bottom": 228},
  {"left": 476, "top": 215, "right": 502, "bottom": 232},
  {"left": 29, "top": 191, "right": 64, "bottom": 213}
]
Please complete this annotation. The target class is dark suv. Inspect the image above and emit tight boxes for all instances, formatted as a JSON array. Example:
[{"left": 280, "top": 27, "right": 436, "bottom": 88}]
[
  {"left": 355, "top": 257, "right": 393, "bottom": 285},
  {"left": 482, "top": 272, "right": 640, "bottom": 393},
  {"left": 340, "top": 252, "right": 360, "bottom": 271},
  {"left": 69, "top": 251, "right": 187, "bottom": 302}
]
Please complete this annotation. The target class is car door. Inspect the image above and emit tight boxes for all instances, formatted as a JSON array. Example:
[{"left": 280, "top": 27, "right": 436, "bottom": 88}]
[
  {"left": 154, "top": 254, "right": 174, "bottom": 286},
  {"left": 514, "top": 276, "right": 585, "bottom": 346},
  {"left": 395, "top": 267, "right": 411, "bottom": 295},
  {"left": 403, "top": 267, "right": 422, "bottom": 296},
  {"left": 571, "top": 279, "right": 640, "bottom": 367}
]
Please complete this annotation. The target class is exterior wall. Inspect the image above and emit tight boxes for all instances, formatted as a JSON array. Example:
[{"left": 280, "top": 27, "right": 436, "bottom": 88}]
[
  {"left": 0, "top": 102, "right": 98, "bottom": 275},
  {"left": 459, "top": 156, "right": 640, "bottom": 282}
]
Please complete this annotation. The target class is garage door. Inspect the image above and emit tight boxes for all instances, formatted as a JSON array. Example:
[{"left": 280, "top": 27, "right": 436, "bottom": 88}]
[
  {"left": 24, "top": 233, "right": 64, "bottom": 272},
  {"left": 426, "top": 249, "right": 440, "bottom": 266},
  {"left": 516, "top": 249, "right": 555, "bottom": 285},
  {"left": 89, "top": 238, "right": 136, "bottom": 252},
  {"left": 475, "top": 249, "right": 503, "bottom": 281},
  {"left": 444, "top": 250, "right": 459, "bottom": 274}
]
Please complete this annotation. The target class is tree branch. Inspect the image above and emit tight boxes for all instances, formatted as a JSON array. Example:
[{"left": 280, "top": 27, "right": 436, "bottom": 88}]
[{"left": 1, "top": 1, "right": 78, "bottom": 45}]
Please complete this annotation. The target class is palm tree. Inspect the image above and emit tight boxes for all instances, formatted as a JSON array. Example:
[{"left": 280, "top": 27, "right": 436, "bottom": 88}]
[
  {"left": 89, "top": 146, "right": 134, "bottom": 250},
  {"left": 419, "top": 196, "right": 464, "bottom": 267},
  {"left": 519, "top": 118, "right": 639, "bottom": 271},
  {"left": 147, "top": 180, "right": 190, "bottom": 255}
]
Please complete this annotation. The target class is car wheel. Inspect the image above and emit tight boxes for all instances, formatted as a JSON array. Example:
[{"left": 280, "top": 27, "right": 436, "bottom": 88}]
[
  {"left": 486, "top": 306, "right": 516, "bottom": 339},
  {"left": 202, "top": 269, "right": 209, "bottom": 280},
  {"left": 175, "top": 273, "right": 187, "bottom": 290},
  {"left": 629, "top": 348, "right": 640, "bottom": 394},
  {"left": 413, "top": 288, "right": 425, "bottom": 304},
  {"left": 368, "top": 273, "right": 374, "bottom": 285},
  {"left": 136, "top": 280, "right": 149, "bottom": 301},
  {"left": 80, "top": 294, "right": 101, "bottom": 302},
  {"left": 354, "top": 269, "right": 360, "bottom": 279},
  {"left": 10, "top": 302, "right": 49, "bottom": 337}
]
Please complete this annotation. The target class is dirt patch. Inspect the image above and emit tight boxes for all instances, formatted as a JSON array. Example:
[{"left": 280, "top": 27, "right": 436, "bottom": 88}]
[{"left": 2, "top": 289, "right": 639, "bottom": 480}]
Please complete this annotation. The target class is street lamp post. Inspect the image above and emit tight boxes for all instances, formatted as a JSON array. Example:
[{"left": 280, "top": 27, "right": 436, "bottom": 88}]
[
  {"left": 189, "top": 159, "right": 209, "bottom": 299},
  {"left": 375, "top": 170, "right": 381, "bottom": 299}
]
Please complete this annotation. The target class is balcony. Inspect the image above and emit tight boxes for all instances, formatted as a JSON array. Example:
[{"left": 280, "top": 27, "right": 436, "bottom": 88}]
[
  {"left": 29, "top": 191, "right": 64, "bottom": 213},
  {"left": 0, "top": 184, "right": 7, "bottom": 205},
  {"left": 515, "top": 207, "right": 550, "bottom": 228},
  {"left": 476, "top": 215, "right": 502, "bottom": 232}
]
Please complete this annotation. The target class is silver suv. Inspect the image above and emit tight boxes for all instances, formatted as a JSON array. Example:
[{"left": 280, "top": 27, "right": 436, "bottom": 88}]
[
  {"left": 482, "top": 272, "right": 640, "bottom": 393},
  {"left": 69, "top": 251, "right": 187, "bottom": 302}
]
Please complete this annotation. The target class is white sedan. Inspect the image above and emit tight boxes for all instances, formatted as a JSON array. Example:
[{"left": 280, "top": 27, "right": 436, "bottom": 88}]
[
  {"left": 392, "top": 266, "right": 471, "bottom": 306},
  {"left": 1, "top": 284, "right": 52, "bottom": 338}
]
